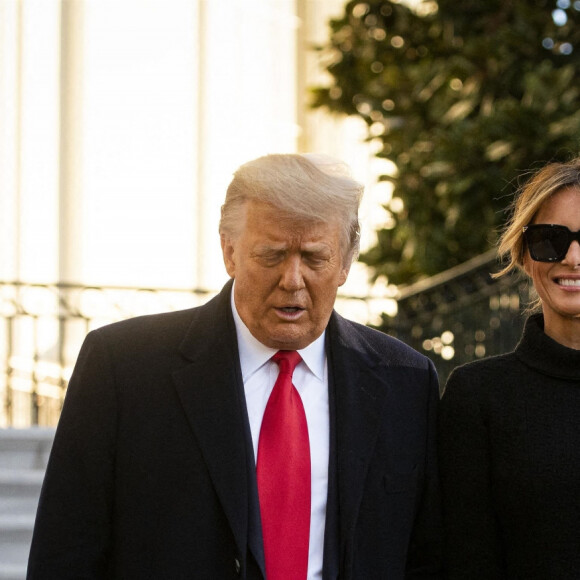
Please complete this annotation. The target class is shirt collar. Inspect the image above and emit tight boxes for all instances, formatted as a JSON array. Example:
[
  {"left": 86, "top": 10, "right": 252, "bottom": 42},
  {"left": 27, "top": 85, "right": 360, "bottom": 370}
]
[{"left": 230, "top": 282, "right": 326, "bottom": 381}]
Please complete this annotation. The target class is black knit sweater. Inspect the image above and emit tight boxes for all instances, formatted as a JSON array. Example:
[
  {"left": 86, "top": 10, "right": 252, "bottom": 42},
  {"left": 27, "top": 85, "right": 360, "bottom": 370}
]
[{"left": 439, "top": 314, "right": 580, "bottom": 579}]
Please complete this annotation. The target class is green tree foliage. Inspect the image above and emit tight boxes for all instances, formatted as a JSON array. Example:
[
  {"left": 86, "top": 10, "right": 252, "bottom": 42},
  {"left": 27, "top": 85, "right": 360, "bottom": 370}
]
[{"left": 312, "top": 0, "right": 580, "bottom": 284}]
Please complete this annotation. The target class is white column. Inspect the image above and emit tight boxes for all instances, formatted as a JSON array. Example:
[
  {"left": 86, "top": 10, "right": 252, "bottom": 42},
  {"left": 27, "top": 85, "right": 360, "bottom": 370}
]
[
  {"left": 0, "top": 0, "right": 22, "bottom": 280},
  {"left": 59, "top": 0, "right": 85, "bottom": 284},
  {"left": 17, "top": 0, "right": 61, "bottom": 283}
]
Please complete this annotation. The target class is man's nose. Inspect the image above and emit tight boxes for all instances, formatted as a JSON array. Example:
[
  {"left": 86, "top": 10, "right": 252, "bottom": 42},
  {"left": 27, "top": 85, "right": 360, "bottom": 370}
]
[{"left": 279, "top": 256, "right": 305, "bottom": 290}]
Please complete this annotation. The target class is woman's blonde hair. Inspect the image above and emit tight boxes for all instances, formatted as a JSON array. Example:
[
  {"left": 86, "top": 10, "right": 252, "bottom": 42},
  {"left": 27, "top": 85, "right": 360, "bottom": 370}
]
[{"left": 495, "top": 157, "right": 580, "bottom": 279}]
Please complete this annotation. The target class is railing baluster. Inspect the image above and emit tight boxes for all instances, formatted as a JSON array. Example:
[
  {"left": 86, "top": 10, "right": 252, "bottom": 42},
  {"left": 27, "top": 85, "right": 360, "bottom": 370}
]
[{"left": 3, "top": 316, "right": 14, "bottom": 427}]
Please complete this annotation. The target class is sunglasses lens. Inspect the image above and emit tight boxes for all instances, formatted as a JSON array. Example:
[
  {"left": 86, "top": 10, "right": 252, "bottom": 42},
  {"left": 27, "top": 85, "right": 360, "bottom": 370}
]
[{"left": 526, "top": 226, "right": 569, "bottom": 262}]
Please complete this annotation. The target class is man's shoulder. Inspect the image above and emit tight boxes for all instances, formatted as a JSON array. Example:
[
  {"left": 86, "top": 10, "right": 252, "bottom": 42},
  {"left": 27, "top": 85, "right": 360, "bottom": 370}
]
[
  {"left": 88, "top": 285, "right": 230, "bottom": 349},
  {"left": 94, "top": 307, "right": 198, "bottom": 339},
  {"left": 330, "top": 312, "right": 432, "bottom": 369}
]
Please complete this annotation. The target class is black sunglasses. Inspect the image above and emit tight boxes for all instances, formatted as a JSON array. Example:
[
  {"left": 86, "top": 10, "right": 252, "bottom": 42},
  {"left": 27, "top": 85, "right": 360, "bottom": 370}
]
[{"left": 523, "top": 224, "right": 580, "bottom": 262}]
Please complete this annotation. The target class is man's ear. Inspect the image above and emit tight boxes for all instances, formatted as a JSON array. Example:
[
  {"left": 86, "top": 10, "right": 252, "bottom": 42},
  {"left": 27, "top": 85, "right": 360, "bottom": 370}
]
[
  {"left": 221, "top": 233, "right": 236, "bottom": 278},
  {"left": 338, "top": 263, "right": 351, "bottom": 287}
]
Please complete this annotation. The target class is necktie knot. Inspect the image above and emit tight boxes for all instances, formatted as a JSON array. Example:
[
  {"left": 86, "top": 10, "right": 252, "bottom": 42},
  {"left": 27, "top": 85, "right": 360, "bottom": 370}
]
[{"left": 272, "top": 350, "right": 302, "bottom": 376}]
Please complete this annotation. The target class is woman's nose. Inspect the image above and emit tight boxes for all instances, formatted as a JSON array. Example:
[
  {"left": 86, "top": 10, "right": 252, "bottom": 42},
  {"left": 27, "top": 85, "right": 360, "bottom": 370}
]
[{"left": 563, "top": 240, "right": 580, "bottom": 267}]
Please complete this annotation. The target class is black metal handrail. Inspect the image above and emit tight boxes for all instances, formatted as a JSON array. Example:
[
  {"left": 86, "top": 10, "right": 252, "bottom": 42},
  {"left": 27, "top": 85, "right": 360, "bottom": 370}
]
[{"left": 382, "top": 251, "right": 534, "bottom": 386}]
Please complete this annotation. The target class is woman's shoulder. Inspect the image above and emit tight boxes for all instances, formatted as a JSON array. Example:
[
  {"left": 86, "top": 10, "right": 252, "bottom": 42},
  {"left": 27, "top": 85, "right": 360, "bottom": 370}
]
[
  {"left": 450, "top": 350, "right": 518, "bottom": 377},
  {"left": 441, "top": 351, "right": 521, "bottom": 402}
]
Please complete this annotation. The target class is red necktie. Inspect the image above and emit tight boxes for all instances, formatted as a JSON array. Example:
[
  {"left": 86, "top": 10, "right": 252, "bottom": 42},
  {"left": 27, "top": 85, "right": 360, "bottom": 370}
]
[{"left": 257, "top": 350, "right": 311, "bottom": 580}]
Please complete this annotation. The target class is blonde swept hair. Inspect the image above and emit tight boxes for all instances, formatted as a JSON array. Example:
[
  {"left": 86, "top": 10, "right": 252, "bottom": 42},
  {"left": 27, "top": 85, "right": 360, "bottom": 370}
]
[{"left": 219, "top": 153, "right": 364, "bottom": 264}]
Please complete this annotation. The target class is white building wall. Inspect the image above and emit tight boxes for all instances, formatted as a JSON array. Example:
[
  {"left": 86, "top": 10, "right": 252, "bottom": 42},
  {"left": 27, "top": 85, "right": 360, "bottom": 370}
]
[{"left": 0, "top": 0, "right": 384, "bottom": 298}]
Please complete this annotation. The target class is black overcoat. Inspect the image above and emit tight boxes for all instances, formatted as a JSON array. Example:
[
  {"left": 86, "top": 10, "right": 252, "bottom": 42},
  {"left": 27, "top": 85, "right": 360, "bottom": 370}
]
[{"left": 27, "top": 280, "right": 443, "bottom": 579}]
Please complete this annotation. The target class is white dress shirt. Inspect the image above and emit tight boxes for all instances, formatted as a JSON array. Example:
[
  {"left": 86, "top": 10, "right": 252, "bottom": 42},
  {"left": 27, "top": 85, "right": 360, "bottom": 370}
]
[{"left": 231, "top": 290, "right": 329, "bottom": 580}]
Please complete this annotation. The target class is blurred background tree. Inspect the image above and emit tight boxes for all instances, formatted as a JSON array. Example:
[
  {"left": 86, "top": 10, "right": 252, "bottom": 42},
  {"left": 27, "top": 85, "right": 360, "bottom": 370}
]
[{"left": 311, "top": 0, "right": 580, "bottom": 285}]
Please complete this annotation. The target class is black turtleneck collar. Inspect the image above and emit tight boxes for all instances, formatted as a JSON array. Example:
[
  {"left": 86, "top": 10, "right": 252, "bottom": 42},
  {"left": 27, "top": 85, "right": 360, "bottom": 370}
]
[{"left": 515, "top": 313, "right": 580, "bottom": 381}]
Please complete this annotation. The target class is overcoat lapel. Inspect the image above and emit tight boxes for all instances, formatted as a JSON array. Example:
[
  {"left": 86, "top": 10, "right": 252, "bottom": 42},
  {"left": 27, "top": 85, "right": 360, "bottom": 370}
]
[
  {"left": 169, "top": 290, "right": 393, "bottom": 579},
  {"left": 171, "top": 282, "right": 259, "bottom": 575},
  {"left": 327, "top": 313, "right": 392, "bottom": 575}
]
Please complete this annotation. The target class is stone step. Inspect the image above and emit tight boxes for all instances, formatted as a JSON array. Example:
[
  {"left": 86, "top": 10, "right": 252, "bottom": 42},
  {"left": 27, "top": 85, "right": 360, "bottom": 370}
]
[
  {"left": 0, "top": 513, "right": 35, "bottom": 567},
  {"left": 0, "top": 428, "right": 55, "bottom": 471},
  {"left": 0, "top": 429, "right": 54, "bottom": 579},
  {"left": 0, "top": 469, "right": 44, "bottom": 515},
  {"left": 0, "top": 564, "right": 26, "bottom": 580}
]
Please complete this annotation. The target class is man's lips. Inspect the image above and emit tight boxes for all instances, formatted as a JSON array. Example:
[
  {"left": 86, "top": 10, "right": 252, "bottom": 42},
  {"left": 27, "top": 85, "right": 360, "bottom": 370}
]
[{"left": 274, "top": 306, "right": 306, "bottom": 319}]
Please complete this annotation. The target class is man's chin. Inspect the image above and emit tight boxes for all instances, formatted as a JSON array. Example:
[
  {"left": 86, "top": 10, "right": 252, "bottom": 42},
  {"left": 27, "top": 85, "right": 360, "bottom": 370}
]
[{"left": 257, "top": 326, "right": 317, "bottom": 351}]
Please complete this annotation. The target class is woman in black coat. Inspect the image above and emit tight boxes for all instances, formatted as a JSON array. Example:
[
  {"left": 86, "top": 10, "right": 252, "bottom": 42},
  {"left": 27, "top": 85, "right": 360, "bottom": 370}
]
[{"left": 439, "top": 158, "right": 580, "bottom": 579}]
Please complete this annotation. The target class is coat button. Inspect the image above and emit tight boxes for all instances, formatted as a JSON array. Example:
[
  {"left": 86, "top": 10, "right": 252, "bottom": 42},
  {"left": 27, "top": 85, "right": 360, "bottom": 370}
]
[{"left": 234, "top": 557, "right": 241, "bottom": 575}]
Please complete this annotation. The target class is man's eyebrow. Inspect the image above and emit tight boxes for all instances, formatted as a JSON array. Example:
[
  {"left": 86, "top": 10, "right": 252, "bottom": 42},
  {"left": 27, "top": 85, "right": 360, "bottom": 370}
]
[
  {"left": 301, "top": 242, "right": 331, "bottom": 252},
  {"left": 254, "top": 244, "right": 287, "bottom": 253}
]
